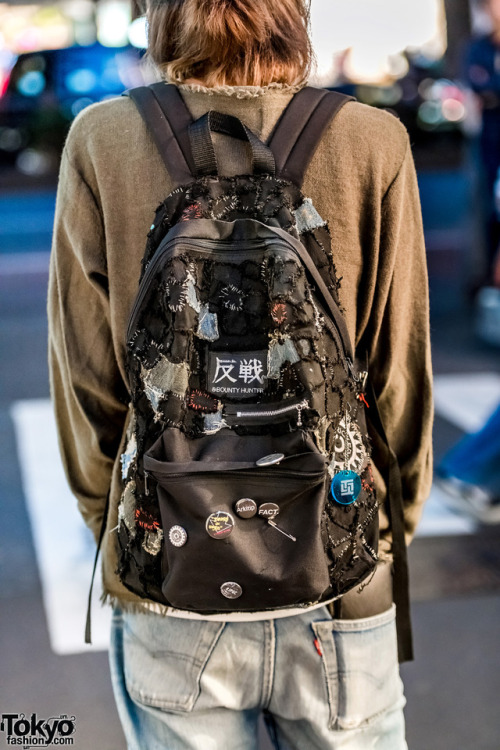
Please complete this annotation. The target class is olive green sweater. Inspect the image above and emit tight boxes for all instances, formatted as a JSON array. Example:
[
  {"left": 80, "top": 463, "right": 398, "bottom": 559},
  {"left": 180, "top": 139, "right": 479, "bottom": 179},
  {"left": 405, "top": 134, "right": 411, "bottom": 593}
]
[{"left": 48, "top": 83, "right": 433, "bottom": 613}]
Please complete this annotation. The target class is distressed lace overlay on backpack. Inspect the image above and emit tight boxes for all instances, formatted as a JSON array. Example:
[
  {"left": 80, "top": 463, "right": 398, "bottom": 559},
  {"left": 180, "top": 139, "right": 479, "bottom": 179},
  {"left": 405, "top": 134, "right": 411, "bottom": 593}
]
[{"left": 116, "top": 174, "right": 378, "bottom": 605}]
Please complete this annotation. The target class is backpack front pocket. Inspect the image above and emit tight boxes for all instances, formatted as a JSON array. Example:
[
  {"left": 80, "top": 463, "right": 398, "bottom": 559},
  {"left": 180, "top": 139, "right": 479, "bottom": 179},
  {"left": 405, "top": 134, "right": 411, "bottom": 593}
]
[{"left": 144, "top": 429, "right": 330, "bottom": 612}]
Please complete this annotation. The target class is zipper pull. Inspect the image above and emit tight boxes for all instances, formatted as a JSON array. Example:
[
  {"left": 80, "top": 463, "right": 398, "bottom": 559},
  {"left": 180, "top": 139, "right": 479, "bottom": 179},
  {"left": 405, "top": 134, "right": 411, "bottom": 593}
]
[
  {"left": 359, "top": 370, "right": 368, "bottom": 392},
  {"left": 296, "top": 399, "right": 308, "bottom": 427},
  {"left": 144, "top": 471, "right": 150, "bottom": 496},
  {"left": 356, "top": 369, "right": 369, "bottom": 407}
]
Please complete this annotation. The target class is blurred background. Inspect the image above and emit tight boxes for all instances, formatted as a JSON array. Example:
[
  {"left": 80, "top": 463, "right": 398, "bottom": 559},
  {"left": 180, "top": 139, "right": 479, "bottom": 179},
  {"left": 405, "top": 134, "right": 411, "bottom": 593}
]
[{"left": 1, "top": 0, "right": 500, "bottom": 748}]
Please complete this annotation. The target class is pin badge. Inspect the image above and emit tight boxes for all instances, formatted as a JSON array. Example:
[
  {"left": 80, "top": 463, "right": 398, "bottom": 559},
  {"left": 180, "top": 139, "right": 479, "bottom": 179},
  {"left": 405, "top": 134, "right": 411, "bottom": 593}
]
[
  {"left": 206, "top": 511, "right": 235, "bottom": 539},
  {"left": 235, "top": 498, "right": 258, "bottom": 518},
  {"left": 169, "top": 525, "right": 188, "bottom": 547},
  {"left": 256, "top": 453, "right": 285, "bottom": 467},
  {"left": 221, "top": 581, "right": 243, "bottom": 599},
  {"left": 258, "top": 502, "right": 280, "bottom": 518},
  {"left": 331, "top": 470, "right": 361, "bottom": 505}
]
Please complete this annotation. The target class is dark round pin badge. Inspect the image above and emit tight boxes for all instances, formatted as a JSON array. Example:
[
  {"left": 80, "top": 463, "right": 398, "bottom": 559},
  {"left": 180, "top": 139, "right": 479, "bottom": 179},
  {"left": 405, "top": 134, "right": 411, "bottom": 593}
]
[
  {"left": 206, "top": 511, "right": 235, "bottom": 539},
  {"left": 235, "top": 498, "right": 258, "bottom": 518},
  {"left": 331, "top": 470, "right": 361, "bottom": 505},
  {"left": 258, "top": 502, "right": 280, "bottom": 518},
  {"left": 168, "top": 525, "right": 188, "bottom": 547},
  {"left": 220, "top": 581, "right": 243, "bottom": 599},
  {"left": 256, "top": 453, "right": 285, "bottom": 467}
]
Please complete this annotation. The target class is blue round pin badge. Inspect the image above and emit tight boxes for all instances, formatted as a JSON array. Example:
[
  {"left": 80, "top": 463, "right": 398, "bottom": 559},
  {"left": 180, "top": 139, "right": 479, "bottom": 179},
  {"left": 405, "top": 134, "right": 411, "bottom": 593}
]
[{"left": 331, "top": 470, "right": 361, "bottom": 505}]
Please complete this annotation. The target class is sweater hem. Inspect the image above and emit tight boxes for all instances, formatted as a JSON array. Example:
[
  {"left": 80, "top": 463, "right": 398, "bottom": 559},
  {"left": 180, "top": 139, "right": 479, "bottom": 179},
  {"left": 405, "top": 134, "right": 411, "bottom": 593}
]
[{"left": 101, "top": 589, "right": 341, "bottom": 621}]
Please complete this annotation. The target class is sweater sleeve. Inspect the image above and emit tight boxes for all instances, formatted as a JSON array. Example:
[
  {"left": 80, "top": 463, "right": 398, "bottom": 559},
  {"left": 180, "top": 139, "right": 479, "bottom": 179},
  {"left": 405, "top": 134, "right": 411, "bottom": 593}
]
[
  {"left": 365, "top": 137, "right": 434, "bottom": 554},
  {"left": 48, "top": 148, "right": 129, "bottom": 543}
]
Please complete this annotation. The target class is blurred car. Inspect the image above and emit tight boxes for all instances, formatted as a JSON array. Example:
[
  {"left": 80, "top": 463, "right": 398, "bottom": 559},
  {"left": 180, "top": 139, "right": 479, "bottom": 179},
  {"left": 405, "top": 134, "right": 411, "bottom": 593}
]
[
  {"left": 0, "top": 42, "right": 151, "bottom": 178},
  {"left": 331, "top": 59, "right": 470, "bottom": 172}
]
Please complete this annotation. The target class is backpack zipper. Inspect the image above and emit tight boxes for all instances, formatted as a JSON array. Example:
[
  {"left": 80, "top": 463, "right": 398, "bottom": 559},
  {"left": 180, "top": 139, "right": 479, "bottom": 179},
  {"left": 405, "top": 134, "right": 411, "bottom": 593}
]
[
  {"left": 127, "top": 233, "right": 353, "bottom": 380},
  {"left": 127, "top": 237, "right": 290, "bottom": 340},
  {"left": 150, "top": 466, "right": 326, "bottom": 482},
  {"left": 227, "top": 398, "right": 309, "bottom": 426}
]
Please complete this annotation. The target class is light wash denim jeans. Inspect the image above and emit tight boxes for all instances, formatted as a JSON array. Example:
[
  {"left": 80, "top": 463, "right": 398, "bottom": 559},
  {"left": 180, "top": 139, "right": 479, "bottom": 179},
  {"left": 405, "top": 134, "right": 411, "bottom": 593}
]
[{"left": 109, "top": 604, "right": 407, "bottom": 750}]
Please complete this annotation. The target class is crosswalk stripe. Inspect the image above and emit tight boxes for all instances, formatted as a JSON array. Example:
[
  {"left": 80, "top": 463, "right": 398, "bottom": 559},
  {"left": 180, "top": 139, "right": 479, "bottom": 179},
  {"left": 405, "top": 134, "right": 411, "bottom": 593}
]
[
  {"left": 10, "top": 399, "right": 110, "bottom": 654},
  {"left": 433, "top": 371, "right": 500, "bottom": 433}
]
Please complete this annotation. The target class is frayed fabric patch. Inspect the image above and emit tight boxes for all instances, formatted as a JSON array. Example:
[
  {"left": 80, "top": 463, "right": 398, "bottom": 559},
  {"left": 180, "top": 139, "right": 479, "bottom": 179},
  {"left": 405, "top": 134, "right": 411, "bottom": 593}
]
[
  {"left": 186, "top": 270, "right": 201, "bottom": 313},
  {"left": 203, "top": 408, "right": 227, "bottom": 434},
  {"left": 188, "top": 389, "right": 219, "bottom": 413},
  {"left": 268, "top": 337, "right": 300, "bottom": 379},
  {"left": 313, "top": 416, "right": 329, "bottom": 455},
  {"left": 135, "top": 508, "right": 163, "bottom": 556},
  {"left": 294, "top": 198, "right": 326, "bottom": 234},
  {"left": 118, "top": 480, "right": 137, "bottom": 537},
  {"left": 143, "top": 384, "right": 164, "bottom": 420},
  {"left": 197, "top": 303, "right": 219, "bottom": 341},
  {"left": 221, "top": 284, "right": 245, "bottom": 311},
  {"left": 142, "top": 356, "right": 189, "bottom": 399},
  {"left": 120, "top": 433, "right": 137, "bottom": 481},
  {"left": 142, "top": 528, "right": 164, "bottom": 556},
  {"left": 271, "top": 302, "right": 287, "bottom": 325},
  {"left": 297, "top": 338, "right": 311, "bottom": 357}
]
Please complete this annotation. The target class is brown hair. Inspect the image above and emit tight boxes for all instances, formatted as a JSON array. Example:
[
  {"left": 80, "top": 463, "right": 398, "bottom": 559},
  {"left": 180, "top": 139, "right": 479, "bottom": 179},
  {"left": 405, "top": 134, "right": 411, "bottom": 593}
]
[{"left": 145, "top": 0, "right": 312, "bottom": 87}]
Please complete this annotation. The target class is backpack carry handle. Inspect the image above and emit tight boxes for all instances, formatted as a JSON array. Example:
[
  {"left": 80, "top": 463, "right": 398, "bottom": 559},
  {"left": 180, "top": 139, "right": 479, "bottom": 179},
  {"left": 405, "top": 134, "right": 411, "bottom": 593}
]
[{"left": 189, "top": 110, "right": 276, "bottom": 177}]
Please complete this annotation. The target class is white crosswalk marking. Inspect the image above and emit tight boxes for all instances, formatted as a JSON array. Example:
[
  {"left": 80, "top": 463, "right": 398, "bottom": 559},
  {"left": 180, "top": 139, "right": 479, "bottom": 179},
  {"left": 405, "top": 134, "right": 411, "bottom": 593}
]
[
  {"left": 416, "top": 483, "right": 475, "bottom": 535},
  {"left": 10, "top": 399, "right": 111, "bottom": 654},
  {"left": 12, "top": 372, "right": 498, "bottom": 653},
  {"left": 433, "top": 372, "right": 500, "bottom": 433}
]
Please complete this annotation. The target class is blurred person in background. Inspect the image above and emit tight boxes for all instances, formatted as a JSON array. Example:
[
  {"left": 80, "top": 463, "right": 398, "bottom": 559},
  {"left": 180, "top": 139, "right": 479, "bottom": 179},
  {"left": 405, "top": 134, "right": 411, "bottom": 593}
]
[
  {"left": 442, "top": 0, "right": 500, "bottom": 524},
  {"left": 436, "top": 401, "right": 500, "bottom": 523},
  {"left": 464, "top": 0, "right": 500, "bottom": 287},
  {"left": 47, "top": 0, "right": 433, "bottom": 748}
]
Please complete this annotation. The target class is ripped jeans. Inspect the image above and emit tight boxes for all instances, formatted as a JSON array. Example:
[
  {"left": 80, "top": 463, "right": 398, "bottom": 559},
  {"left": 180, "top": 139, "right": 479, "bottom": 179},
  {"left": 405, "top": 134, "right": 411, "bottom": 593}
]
[{"left": 109, "top": 604, "right": 407, "bottom": 750}]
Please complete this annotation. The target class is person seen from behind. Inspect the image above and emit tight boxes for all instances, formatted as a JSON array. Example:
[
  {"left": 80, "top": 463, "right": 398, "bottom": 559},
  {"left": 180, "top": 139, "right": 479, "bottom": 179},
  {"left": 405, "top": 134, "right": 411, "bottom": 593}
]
[{"left": 48, "top": 1, "right": 433, "bottom": 748}]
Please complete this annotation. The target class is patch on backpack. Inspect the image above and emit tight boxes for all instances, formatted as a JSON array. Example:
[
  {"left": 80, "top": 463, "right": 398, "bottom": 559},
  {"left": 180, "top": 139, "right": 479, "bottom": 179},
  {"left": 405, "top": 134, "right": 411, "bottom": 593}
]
[
  {"left": 267, "top": 337, "right": 300, "bottom": 379},
  {"left": 328, "top": 413, "right": 368, "bottom": 476},
  {"left": 187, "top": 389, "right": 219, "bottom": 413},
  {"left": 293, "top": 198, "right": 326, "bottom": 234},
  {"left": 142, "top": 357, "right": 190, "bottom": 405},
  {"left": 206, "top": 350, "right": 267, "bottom": 397}
]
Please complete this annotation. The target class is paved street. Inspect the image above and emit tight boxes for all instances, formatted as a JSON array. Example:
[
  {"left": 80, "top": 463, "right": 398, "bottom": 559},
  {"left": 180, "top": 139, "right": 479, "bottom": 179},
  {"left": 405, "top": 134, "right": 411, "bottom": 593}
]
[{"left": 1, "top": 184, "right": 500, "bottom": 750}]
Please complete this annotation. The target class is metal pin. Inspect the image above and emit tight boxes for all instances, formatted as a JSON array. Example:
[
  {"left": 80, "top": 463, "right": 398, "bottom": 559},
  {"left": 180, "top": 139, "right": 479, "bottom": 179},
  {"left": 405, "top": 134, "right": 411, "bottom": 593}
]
[{"left": 268, "top": 519, "right": 296, "bottom": 542}]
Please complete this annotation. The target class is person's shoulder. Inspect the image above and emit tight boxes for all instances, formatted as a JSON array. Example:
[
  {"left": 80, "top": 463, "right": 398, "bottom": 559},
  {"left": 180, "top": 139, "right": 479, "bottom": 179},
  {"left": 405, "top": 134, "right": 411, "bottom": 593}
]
[
  {"left": 315, "top": 97, "right": 410, "bottom": 187},
  {"left": 63, "top": 95, "right": 142, "bottom": 164},
  {"left": 337, "top": 99, "right": 409, "bottom": 163}
]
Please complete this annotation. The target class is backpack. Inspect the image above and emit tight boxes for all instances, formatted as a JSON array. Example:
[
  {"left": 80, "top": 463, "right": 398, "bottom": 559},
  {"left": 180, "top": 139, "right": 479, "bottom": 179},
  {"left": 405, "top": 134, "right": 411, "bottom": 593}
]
[{"left": 86, "top": 84, "right": 412, "bottom": 661}]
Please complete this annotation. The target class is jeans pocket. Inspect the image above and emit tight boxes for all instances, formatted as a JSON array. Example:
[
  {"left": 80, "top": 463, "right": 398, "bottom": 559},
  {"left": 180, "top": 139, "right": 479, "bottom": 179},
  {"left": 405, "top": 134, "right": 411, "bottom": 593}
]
[
  {"left": 123, "top": 612, "right": 224, "bottom": 712},
  {"left": 312, "top": 604, "right": 403, "bottom": 730}
]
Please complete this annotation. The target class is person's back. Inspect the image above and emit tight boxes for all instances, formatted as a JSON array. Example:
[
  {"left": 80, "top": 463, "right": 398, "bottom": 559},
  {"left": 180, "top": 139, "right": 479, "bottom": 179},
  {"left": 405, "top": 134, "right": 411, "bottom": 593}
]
[{"left": 48, "top": 1, "right": 433, "bottom": 747}]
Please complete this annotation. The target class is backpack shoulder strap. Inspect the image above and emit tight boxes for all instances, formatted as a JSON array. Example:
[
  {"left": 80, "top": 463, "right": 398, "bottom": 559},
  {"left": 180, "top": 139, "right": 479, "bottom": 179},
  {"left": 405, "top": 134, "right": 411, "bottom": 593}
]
[
  {"left": 267, "top": 86, "right": 355, "bottom": 187},
  {"left": 364, "top": 367, "right": 414, "bottom": 664},
  {"left": 127, "top": 83, "right": 353, "bottom": 188},
  {"left": 126, "top": 83, "right": 196, "bottom": 187}
]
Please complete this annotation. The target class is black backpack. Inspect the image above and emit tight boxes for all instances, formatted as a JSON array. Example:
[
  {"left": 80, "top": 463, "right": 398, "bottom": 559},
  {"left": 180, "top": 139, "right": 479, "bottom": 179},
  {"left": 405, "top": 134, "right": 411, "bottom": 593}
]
[{"left": 87, "top": 84, "right": 412, "bottom": 661}]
